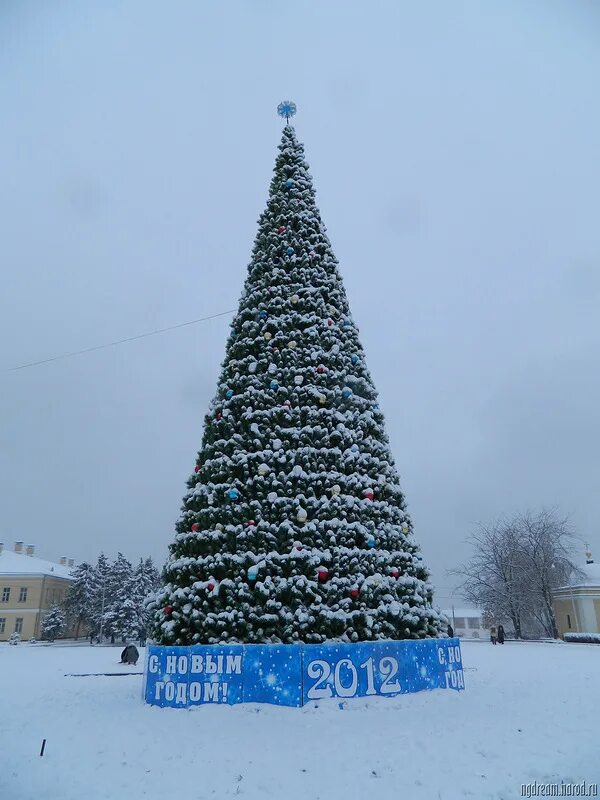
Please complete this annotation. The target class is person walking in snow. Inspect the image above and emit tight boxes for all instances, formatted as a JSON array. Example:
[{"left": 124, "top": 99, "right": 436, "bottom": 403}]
[
  {"left": 490, "top": 625, "right": 498, "bottom": 645},
  {"left": 447, "top": 623, "right": 454, "bottom": 638},
  {"left": 497, "top": 624, "right": 505, "bottom": 644}
]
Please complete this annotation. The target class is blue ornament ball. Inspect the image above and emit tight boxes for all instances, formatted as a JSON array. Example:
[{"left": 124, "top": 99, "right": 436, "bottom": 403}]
[
  {"left": 284, "top": 179, "right": 294, "bottom": 189},
  {"left": 342, "top": 388, "right": 353, "bottom": 399},
  {"left": 367, "top": 536, "right": 376, "bottom": 549},
  {"left": 270, "top": 380, "right": 279, "bottom": 390},
  {"left": 351, "top": 354, "right": 359, "bottom": 365},
  {"left": 259, "top": 310, "right": 268, "bottom": 320},
  {"left": 351, "top": 444, "right": 359, "bottom": 453},
  {"left": 228, "top": 488, "right": 240, "bottom": 501},
  {"left": 286, "top": 247, "right": 294, "bottom": 256},
  {"left": 225, "top": 389, "right": 234, "bottom": 399}
]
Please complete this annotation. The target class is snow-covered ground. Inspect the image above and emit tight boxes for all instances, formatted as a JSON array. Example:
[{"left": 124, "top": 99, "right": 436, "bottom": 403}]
[{"left": 1, "top": 640, "right": 598, "bottom": 800}]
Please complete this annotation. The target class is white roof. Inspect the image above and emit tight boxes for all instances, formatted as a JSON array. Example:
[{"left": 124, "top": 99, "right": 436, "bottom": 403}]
[
  {"left": 0, "top": 550, "right": 73, "bottom": 580},
  {"left": 441, "top": 608, "right": 483, "bottom": 619},
  {"left": 557, "top": 561, "right": 600, "bottom": 590}
]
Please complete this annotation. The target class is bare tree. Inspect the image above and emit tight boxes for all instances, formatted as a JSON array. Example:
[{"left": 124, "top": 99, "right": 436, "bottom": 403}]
[
  {"left": 516, "top": 510, "right": 582, "bottom": 638},
  {"left": 450, "top": 518, "right": 527, "bottom": 638},
  {"left": 451, "top": 509, "right": 583, "bottom": 639}
]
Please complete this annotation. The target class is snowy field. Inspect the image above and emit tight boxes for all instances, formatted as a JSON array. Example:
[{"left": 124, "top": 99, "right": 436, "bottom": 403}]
[{"left": 1, "top": 640, "right": 599, "bottom": 800}]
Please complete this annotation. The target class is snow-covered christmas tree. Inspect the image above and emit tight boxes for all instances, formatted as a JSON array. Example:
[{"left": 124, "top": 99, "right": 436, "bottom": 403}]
[{"left": 151, "top": 104, "right": 445, "bottom": 645}]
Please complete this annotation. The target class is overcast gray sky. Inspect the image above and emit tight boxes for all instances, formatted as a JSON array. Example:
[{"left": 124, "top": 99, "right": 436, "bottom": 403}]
[{"left": 1, "top": 0, "right": 599, "bottom": 605}]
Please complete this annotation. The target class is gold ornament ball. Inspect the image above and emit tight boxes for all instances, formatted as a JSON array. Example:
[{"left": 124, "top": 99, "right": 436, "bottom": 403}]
[
  {"left": 291, "top": 294, "right": 300, "bottom": 304},
  {"left": 264, "top": 332, "right": 272, "bottom": 341},
  {"left": 288, "top": 340, "right": 297, "bottom": 349}
]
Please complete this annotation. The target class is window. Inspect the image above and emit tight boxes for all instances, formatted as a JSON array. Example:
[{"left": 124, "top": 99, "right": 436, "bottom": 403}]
[
  {"left": 1, "top": 587, "right": 10, "bottom": 602},
  {"left": 467, "top": 617, "right": 480, "bottom": 630},
  {"left": 18, "top": 587, "right": 28, "bottom": 603},
  {"left": 454, "top": 617, "right": 466, "bottom": 628},
  {"left": 567, "top": 614, "right": 572, "bottom": 629},
  {"left": 0, "top": 618, "right": 5, "bottom": 633},
  {"left": 15, "top": 618, "right": 23, "bottom": 634}
]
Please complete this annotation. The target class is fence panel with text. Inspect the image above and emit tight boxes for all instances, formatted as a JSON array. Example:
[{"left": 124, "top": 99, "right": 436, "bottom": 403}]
[{"left": 301, "top": 639, "right": 464, "bottom": 703}]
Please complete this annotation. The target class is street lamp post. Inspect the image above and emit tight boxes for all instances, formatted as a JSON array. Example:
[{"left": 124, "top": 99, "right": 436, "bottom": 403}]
[{"left": 98, "top": 581, "right": 106, "bottom": 644}]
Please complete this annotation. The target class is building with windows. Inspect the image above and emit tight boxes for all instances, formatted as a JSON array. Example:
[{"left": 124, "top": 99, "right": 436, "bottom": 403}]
[
  {"left": 553, "top": 550, "right": 600, "bottom": 638},
  {"left": 0, "top": 541, "right": 75, "bottom": 641},
  {"left": 442, "top": 608, "right": 490, "bottom": 639}
]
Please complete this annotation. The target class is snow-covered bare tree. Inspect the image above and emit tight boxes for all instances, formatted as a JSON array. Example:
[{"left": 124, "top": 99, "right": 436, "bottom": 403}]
[
  {"left": 517, "top": 510, "right": 583, "bottom": 638},
  {"left": 451, "top": 518, "right": 528, "bottom": 638},
  {"left": 451, "top": 509, "right": 582, "bottom": 639}
]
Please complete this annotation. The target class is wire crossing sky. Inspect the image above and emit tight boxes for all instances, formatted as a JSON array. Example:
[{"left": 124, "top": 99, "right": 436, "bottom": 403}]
[{"left": 7, "top": 309, "right": 235, "bottom": 371}]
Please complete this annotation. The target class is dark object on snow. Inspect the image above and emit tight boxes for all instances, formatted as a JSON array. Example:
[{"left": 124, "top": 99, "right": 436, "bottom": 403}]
[
  {"left": 120, "top": 644, "right": 139, "bottom": 665},
  {"left": 65, "top": 672, "right": 143, "bottom": 677},
  {"left": 490, "top": 625, "right": 497, "bottom": 645},
  {"left": 447, "top": 624, "right": 454, "bottom": 638},
  {"left": 564, "top": 632, "right": 600, "bottom": 644},
  {"left": 497, "top": 625, "right": 505, "bottom": 644}
]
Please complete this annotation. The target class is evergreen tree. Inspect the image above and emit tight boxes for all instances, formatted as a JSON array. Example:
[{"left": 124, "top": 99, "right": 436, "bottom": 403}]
[
  {"left": 89, "top": 552, "right": 111, "bottom": 635},
  {"left": 41, "top": 605, "right": 66, "bottom": 642},
  {"left": 131, "top": 558, "right": 161, "bottom": 641},
  {"left": 102, "top": 553, "right": 134, "bottom": 641},
  {"left": 64, "top": 561, "right": 96, "bottom": 639},
  {"left": 150, "top": 122, "right": 445, "bottom": 645}
]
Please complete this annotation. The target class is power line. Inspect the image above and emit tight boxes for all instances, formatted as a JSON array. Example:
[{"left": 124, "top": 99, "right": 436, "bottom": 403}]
[{"left": 8, "top": 309, "right": 236, "bottom": 372}]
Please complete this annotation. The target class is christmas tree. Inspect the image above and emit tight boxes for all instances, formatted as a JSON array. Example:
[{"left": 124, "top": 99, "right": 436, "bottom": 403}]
[{"left": 151, "top": 105, "right": 445, "bottom": 645}]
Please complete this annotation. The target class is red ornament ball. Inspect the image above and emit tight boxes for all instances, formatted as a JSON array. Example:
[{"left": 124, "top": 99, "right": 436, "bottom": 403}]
[
  {"left": 164, "top": 605, "right": 173, "bottom": 615},
  {"left": 191, "top": 523, "right": 200, "bottom": 532},
  {"left": 194, "top": 465, "right": 201, "bottom": 473},
  {"left": 277, "top": 226, "right": 286, "bottom": 233},
  {"left": 316, "top": 366, "right": 324, "bottom": 374},
  {"left": 207, "top": 581, "right": 215, "bottom": 591},
  {"left": 390, "top": 567, "right": 400, "bottom": 579},
  {"left": 247, "top": 520, "right": 256, "bottom": 527},
  {"left": 317, "top": 568, "right": 329, "bottom": 582},
  {"left": 327, "top": 318, "right": 333, "bottom": 326},
  {"left": 216, "top": 412, "right": 222, "bottom": 421},
  {"left": 350, "top": 587, "right": 360, "bottom": 598},
  {"left": 363, "top": 489, "right": 374, "bottom": 501}
]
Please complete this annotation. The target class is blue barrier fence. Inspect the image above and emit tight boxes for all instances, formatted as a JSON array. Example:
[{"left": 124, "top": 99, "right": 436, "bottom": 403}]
[{"left": 144, "top": 638, "right": 464, "bottom": 708}]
